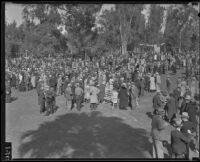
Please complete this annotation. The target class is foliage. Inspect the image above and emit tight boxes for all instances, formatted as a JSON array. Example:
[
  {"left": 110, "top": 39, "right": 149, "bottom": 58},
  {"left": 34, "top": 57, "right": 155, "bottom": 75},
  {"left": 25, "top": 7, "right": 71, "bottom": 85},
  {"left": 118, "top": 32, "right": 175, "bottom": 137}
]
[{"left": 5, "top": 4, "right": 199, "bottom": 58}]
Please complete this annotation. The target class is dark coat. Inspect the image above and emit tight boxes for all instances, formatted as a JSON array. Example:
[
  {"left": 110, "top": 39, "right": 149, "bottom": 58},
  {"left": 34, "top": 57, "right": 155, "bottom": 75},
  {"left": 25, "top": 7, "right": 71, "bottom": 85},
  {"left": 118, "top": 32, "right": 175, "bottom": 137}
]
[
  {"left": 187, "top": 102, "right": 198, "bottom": 127},
  {"left": 166, "top": 78, "right": 171, "bottom": 91},
  {"left": 173, "top": 89, "right": 181, "bottom": 108},
  {"left": 36, "top": 83, "right": 44, "bottom": 105},
  {"left": 98, "top": 84, "right": 105, "bottom": 102},
  {"left": 180, "top": 101, "right": 198, "bottom": 126},
  {"left": 166, "top": 96, "right": 177, "bottom": 120},
  {"left": 181, "top": 121, "right": 195, "bottom": 134},
  {"left": 49, "top": 77, "right": 57, "bottom": 89},
  {"left": 151, "top": 115, "right": 167, "bottom": 140},
  {"left": 171, "top": 129, "right": 190, "bottom": 155},
  {"left": 152, "top": 94, "right": 162, "bottom": 110},
  {"left": 118, "top": 87, "right": 129, "bottom": 109}
]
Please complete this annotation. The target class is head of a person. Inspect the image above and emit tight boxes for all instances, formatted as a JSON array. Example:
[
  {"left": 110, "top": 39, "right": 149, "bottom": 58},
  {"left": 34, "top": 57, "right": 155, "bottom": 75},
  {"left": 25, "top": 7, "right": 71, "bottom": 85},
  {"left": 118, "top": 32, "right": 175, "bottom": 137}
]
[
  {"left": 121, "top": 83, "right": 127, "bottom": 89},
  {"left": 177, "top": 86, "right": 181, "bottom": 91},
  {"left": 157, "top": 90, "right": 161, "bottom": 95},
  {"left": 173, "top": 118, "right": 182, "bottom": 128},
  {"left": 169, "top": 93, "right": 174, "bottom": 97},
  {"left": 156, "top": 107, "right": 165, "bottom": 116},
  {"left": 181, "top": 112, "right": 189, "bottom": 122},
  {"left": 185, "top": 95, "right": 191, "bottom": 103}
]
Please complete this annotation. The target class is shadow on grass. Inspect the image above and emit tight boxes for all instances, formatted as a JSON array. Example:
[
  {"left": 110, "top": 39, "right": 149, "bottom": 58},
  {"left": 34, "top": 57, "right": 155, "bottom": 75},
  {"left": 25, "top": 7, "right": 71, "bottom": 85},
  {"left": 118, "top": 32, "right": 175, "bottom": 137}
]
[
  {"left": 18, "top": 111, "right": 152, "bottom": 158},
  {"left": 6, "top": 97, "right": 18, "bottom": 103},
  {"left": 10, "top": 97, "right": 18, "bottom": 102}
]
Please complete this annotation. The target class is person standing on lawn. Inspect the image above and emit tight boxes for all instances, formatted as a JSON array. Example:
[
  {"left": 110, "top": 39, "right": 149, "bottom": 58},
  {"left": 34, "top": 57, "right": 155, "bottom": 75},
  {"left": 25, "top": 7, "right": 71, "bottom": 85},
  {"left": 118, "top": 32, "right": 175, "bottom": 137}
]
[
  {"left": 151, "top": 107, "right": 168, "bottom": 158},
  {"left": 171, "top": 118, "right": 191, "bottom": 159}
]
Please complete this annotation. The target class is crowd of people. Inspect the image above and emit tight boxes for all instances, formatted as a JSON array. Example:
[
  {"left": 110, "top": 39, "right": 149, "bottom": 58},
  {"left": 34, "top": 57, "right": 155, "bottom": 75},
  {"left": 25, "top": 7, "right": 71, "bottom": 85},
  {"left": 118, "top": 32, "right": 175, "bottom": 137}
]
[{"left": 5, "top": 50, "right": 200, "bottom": 158}]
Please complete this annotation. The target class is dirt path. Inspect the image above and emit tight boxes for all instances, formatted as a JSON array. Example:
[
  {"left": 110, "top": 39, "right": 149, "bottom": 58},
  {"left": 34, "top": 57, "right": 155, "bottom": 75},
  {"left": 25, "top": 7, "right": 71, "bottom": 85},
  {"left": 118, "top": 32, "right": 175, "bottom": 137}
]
[{"left": 5, "top": 69, "right": 199, "bottom": 159}]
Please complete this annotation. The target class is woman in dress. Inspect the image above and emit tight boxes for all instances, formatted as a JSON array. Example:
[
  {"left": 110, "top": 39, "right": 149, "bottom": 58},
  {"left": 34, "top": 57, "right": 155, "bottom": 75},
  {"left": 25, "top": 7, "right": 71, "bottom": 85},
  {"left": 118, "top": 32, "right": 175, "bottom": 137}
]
[
  {"left": 84, "top": 78, "right": 90, "bottom": 103},
  {"left": 118, "top": 83, "right": 129, "bottom": 110},
  {"left": 150, "top": 74, "right": 156, "bottom": 92}
]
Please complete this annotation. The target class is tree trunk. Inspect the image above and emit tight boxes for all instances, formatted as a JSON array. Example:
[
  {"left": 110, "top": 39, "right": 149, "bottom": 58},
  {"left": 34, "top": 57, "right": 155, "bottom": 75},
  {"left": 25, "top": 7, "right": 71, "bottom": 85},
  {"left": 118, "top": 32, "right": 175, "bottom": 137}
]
[{"left": 119, "top": 5, "right": 128, "bottom": 56}]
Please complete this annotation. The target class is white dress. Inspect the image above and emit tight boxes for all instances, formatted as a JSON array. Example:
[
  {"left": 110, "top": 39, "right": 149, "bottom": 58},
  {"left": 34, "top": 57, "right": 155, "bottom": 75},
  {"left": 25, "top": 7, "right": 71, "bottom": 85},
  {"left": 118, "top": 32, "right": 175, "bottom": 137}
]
[
  {"left": 156, "top": 75, "right": 161, "bottom": 91},
  {"left": 84, "top": 84, "right": 90, "bottom": 100},
  {"left": 150, "top": 76, "right": 156, "bottom": 91},
  {"left": 31, "top": 75, "right": 36, "bottom": 88}
]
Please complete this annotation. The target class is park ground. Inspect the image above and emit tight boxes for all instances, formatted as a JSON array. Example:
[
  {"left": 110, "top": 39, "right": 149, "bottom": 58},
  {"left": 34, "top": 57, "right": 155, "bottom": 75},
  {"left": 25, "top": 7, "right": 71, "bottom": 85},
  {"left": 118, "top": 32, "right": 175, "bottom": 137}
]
[{"left": 6, "top": 69, "right": 199, "bottom": 159}]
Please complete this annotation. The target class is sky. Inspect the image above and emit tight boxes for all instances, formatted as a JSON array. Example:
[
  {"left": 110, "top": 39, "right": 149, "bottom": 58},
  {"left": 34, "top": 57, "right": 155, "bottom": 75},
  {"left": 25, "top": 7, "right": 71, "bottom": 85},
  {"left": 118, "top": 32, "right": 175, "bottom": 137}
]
[{"left": 5, "top": 3, "right": 24, "bottom": 26}]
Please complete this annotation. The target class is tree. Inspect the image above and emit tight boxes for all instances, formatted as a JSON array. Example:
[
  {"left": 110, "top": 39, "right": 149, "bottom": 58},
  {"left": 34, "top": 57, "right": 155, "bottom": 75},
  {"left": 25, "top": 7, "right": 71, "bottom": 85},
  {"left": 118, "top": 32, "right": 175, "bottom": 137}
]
[
  {"left": 21, "top": 4, "right": 68, "bottom": 57},
  {"left": 164, "top": 4, "right": 199, "bottom": 53},
  {"left": 145, "top": 4, "right": 164, "bottom": 45},
  {"left": 97, "top": 4, "right": 145, "bottom": 55},
  {"left": 58, "top": 4, "right": 102, "bottom": 57}
]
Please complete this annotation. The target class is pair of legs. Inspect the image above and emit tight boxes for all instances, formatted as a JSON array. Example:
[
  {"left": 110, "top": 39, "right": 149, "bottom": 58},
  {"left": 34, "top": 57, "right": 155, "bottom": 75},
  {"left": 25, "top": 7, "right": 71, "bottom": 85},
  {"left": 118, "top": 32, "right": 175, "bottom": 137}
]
[
  {"left": 90, "top": 103, "right": 97, "bottom": 110},
  {"left": 66, "top": 99, "right": 72, "bottom": 110},
  {"left": 152, "top": 139, "right": 164, "bottom": 158}
]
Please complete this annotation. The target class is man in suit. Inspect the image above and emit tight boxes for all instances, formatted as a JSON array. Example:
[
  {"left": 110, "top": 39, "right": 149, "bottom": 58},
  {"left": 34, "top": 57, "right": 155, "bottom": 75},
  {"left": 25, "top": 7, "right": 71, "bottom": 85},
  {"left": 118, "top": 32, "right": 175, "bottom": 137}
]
[
  {"left": 151, "top": 107, "right": 168, "bottom": 158},
  {"left": 166, "top": 93, "right": 177, "bottom": 123},
  {"left": 173, "top": 86, "right": 181, "bottom": 113},
  {"left": 171, "top": 118, "right": 191, "bottom": 159},
  {"left": 166, "top": 75, "right": 171, "bottom": 93},
  {"left": 36, "top": 80, "right": 46, "bottom": 114},
  {"left": 45, "top": 86, "right": 53, "bottom": 116},
  {"left": 180, "top": 95, "right": 198, "bottom": 128},
  {"left": 74, "top": 83, "right": 84, "bottom": 111},
  {"left": 152, "top": 90, "right": 163, "bottom": 114},
  {"left": 49, "top": 74, "right": 57, "bottom": 92},
  {"left": 180, "top": 112, "right": 196, "bottom": 158}
]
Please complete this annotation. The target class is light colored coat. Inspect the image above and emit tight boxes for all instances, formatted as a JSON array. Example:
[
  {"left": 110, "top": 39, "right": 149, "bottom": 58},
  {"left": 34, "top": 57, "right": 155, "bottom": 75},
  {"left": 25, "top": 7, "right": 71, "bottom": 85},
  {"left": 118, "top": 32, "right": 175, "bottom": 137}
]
[
  {"left": 90, "top": 86, "right": 100, "bottom": 103},
  {"left": 150, "top": 76, "right": 156, "bottom": 90}
]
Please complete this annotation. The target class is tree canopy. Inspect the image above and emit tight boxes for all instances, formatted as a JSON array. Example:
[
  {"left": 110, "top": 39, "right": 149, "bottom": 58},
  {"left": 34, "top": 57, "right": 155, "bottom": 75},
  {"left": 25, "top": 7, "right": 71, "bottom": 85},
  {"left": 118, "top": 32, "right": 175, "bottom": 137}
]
[{"left": 5, "top": 3, "right": 199, "bottom": 58}]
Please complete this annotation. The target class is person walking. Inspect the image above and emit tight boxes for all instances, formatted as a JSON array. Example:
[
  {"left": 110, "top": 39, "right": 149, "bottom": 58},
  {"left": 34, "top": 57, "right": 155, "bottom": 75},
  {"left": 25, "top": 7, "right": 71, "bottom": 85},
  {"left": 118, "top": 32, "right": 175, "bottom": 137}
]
[
  {"left": 151, "top": 107, "right": 168, "bottom": 158},
  {"left": 152, "top": 90, "right": 163, "bottom": 114}
]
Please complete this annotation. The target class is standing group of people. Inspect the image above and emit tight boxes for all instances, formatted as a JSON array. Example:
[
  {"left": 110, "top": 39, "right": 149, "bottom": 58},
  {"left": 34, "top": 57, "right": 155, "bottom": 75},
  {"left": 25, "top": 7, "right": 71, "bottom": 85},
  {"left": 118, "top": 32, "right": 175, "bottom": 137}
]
[
  {"left": 151, "top": 73, "right": 199, "bottom": 159},
  {"left": 5, "top": 50, "right": 199, "bottom": 159}
]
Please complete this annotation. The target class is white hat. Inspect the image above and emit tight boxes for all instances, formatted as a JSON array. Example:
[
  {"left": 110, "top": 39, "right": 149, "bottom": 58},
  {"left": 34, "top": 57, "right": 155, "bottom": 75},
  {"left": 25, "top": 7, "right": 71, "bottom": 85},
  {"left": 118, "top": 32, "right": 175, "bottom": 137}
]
[
  {"left": 157, "top": 89, "right": 161, "bottom": 93},
  {"left": 185, "top": 95, "right": 191, "bottom": 100},
  {"left": 181, "top": 112, "right": 189, "bottom": 119}
]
